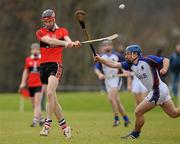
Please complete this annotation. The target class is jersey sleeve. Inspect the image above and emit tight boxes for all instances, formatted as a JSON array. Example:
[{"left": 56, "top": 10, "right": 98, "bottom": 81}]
[
  {"left": 121, "top": 61, "right": 131, "bottom": 70},
  {"left": 147, "top": 55, "right": 164, "bottom": 65},
  {"left": 61, "top": 28, "right": 69, "bottom": 38},
  {"left": 94, "top": 62, "right": 102, "bottom": 70},
  {"left": 117, "top": 53, "right": 125, "bottom": 62},
  {"left": 36, "top": 29, "right": 46, "bottom": 41}
]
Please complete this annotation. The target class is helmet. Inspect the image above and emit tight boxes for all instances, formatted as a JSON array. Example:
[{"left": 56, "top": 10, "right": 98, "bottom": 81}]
[
  {"left": 41, "top": 9, "right": 55, "bottom": 21},
  {"left": 125, "top": 44, "right": 142, "bottom": 56}
]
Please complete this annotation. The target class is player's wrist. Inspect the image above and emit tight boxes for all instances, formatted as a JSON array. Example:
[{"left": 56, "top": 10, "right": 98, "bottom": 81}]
[
  {"left": 64, "top": 41, "right": 69, "bottom": 48},
  {"left": 65, "top": 41, "right": 74, "bottom": 48},
  {"left": 19, "top": 84, "right": 25, "bottom": 89}
]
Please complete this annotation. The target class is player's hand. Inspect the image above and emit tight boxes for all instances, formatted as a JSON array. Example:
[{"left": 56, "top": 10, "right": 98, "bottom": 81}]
[
  {"left": 160, "top": 68, "right": 167, "bottom": 75},
  {"left": 74, "top": 41, "right": 81, "bottom": 48},
  {"left": 66, "top": 41, "right": 81, "bottom": 48},
  {"left": 93, "top": 54, "right": 101, "bottom": 62},
  {"left": 18, "top": 83, "right": 26, "bottom": 93},
  {"left": 98, "top": 74, "right": 105, "bottom": 80},
  {"left": 18, "top": 88, "right": 22, "bottom": 93}
]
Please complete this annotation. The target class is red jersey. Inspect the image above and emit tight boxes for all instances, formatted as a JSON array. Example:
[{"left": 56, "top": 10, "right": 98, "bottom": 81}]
[
  {"left": 24, "top": 55, "right": 42, "bottom": 87},
  {"left": 36, "top": 27, "right": 69, "bottom": 64}
]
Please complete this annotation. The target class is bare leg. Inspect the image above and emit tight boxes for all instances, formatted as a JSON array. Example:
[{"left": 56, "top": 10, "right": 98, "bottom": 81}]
[
  {"left": 54, "top": 93, "right": 64, "bottom": 121},
  {"left": 115, "top": 95, "right": 126, "bottom": 116},
  {"left": 40, "top": 76, "right": 59, "bottom": 136},
  {"left": 30, "top": 97, "right": 34, "bottom": 108},
  {"left": 134, "top": 100, "right": 155, "bottom": 132},
  {"left": 108, "top": 88, "right": 130, "bottom": 126},
  {"left": 33, "top": 92, "right": 43, "bottom": 125},
  {"left": 108, "top": 88, "right": 127, "bottom": 116},
  {"left": 115, "top": 92, "right": 130, "bottom": 126},
  {"left": 161, "top": 100, "right": 180, "bottom": 118},
  {"left": 30, "top": 91, "right": 43, "bottom": 127},
  {"left": 42, "top": 84, "right": 48, "bottom": 115},
  {"left": 134, "top": 93, "right": 145, "bottom": 106},
  {"left": 46, "top": 76, "right": 59, "bottom": 120},
  {"left": 41, "top": 84, "right": 47, "bottom": 111},
  {"left": 107, "top": 88, "right": 121, "bottom": 126},
  {"left": 107, "top": 88, "right": 119, "bottom": 116},
  {"left": 121, "top": 99, "right": 156, "bottom": 139},
  {"left": 34, "top": 92, "right": 42, "bottom": 118}
]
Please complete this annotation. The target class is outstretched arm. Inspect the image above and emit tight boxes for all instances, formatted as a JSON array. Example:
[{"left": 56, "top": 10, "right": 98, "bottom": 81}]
[
  {"left": 160, "top": 58, "right": 169, "bottom": 75},
  {"left": 94, "top": 55, "right": 123, "bottom": 69},
  {"left": 41, "top": 35, "right": 70, "bottom": 47},
  {"left": 41, "top": 35, "right": 80, "bottom": 48}
]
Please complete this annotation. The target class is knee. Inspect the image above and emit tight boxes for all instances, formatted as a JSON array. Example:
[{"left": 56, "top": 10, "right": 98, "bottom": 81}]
[
  {"left": 34, "top": 101, "right": 40, "bottom": 107},
  {"left": 135, "top": 109, "right": 143, "bottom": 117},
  {"left": 108, "top": 99, "right": 113, "bottom": 104},
  {"left": 108, "top": 96, "right": 115, "bottom": 102},
  {"left": 134, "top": 110, "right": 139, "bottom": 117},
  {"left": 47, "top": 90, "right": 53, "bottom": 98},
  {"left": 107, "top": 94, "right": 112, "bottom": 101}
]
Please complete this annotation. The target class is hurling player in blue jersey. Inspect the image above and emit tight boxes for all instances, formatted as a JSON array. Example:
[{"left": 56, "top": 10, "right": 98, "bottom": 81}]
[{"left": 94, "top": 44, "right": 180, "bottom": 139}]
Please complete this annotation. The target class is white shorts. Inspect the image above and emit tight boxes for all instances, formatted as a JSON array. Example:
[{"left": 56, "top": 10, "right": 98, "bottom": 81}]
[
  {"left": 145, "top": 82, "right": 171, "bottom": 105},
  {"left": 131, "top": 76, "right": 147, "bottom": 94},
  {"left": 105, "top": 77, "right": 122, "bottom": 93}
]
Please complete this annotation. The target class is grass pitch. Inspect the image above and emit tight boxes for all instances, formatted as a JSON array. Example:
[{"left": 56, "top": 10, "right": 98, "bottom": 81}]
[{"left": 0, "top": 92, "right": 180, "bottom": 144}]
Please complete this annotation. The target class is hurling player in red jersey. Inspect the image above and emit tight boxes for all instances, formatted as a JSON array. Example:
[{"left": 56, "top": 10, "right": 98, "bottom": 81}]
[
  {"left": 36, "top": 9, "right": 80, "bottom": 138},
  {"left": 19, "top": 43, "right": 44, "bottom": 127}
]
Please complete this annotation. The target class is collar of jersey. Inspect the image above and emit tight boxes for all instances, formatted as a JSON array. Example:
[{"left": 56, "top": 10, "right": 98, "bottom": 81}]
[{"left": 49, "top": 23, "right": 59, "bottom": 31}]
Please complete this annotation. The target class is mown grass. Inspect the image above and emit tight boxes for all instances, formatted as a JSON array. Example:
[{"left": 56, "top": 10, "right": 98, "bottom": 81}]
[{"left": 0, "top": 92, "right": 180, "bottom": 144}]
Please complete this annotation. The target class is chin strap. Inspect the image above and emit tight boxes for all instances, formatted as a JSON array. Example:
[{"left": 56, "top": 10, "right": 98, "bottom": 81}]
[{"left": 131, "top": 52, "right": 138, "bottom": 63}]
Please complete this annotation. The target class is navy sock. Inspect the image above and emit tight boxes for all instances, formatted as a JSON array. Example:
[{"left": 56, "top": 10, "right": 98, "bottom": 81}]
[
  {"left": 114, "top": 115, "right": 119, "bottom": 121},
  {"left": 131, "top": 131, "right": 140, "bottom": 138},
  {"left": 123, "top": 115, "right": 129, "bottom": 122}
]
